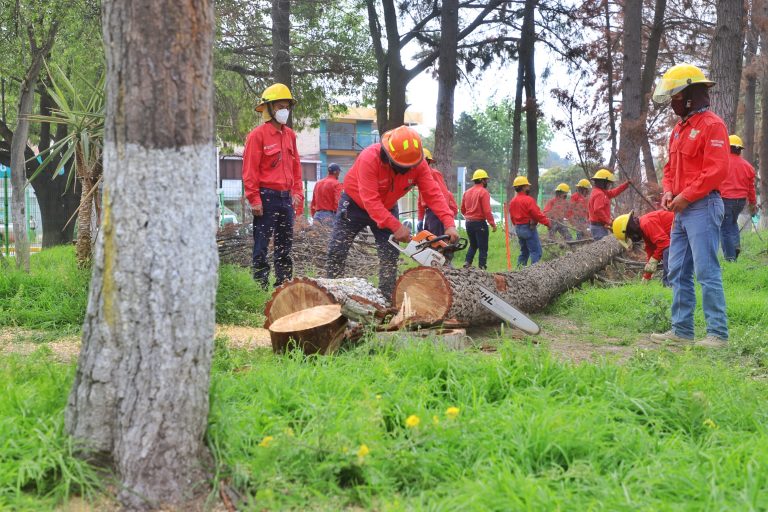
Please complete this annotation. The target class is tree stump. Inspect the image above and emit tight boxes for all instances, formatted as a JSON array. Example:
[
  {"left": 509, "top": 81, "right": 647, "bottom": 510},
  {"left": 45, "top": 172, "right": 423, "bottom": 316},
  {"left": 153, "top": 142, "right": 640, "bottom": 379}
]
[
  {"left": 268, "top": 304, "right": 348, "bottom": 355},
  {"left": 394, "top": 237, "right": 625, "bottom": 326},
  {"left": 264, "top": 277, "right": 389, "bottom": 328}
]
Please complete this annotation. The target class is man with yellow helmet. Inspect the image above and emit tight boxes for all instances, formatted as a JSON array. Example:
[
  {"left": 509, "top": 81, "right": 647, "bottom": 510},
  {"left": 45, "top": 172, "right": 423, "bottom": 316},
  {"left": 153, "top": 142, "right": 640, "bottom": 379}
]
[
  {"left": 588, "top": 168, "right": 629, "bottom": 239},
  {"left": 508, "top": 175, "right": 551, "bottom": 266},
  {"left": 243, "top": 83, "right": 303, "bottom": 289},
  {"left": 460, "top": 169, "right": 497, "bottom": 269},
  {"left": 719, "top": 134, "right": 758, "bottom": 261},
  {"left": 612, "top": 210, "right": 675, "bottom": 285},
  {"left": 325, "top": 125, "right": 458, "bottom": 299},
  {"left": 650, "top": 63, "right": 730, "bottom": 348},
  {"left": 570, "top": 178, "right": 591, "bottom": 239},
  {"left": 543, "top": 183, "right": 572, "bottom": 241}
]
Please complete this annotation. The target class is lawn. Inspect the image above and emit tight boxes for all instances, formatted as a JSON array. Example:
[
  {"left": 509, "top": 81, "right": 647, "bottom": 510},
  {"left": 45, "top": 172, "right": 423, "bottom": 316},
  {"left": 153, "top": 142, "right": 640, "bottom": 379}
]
[{"left": 1, "top": 232, "right": 767, "bottom": 510}]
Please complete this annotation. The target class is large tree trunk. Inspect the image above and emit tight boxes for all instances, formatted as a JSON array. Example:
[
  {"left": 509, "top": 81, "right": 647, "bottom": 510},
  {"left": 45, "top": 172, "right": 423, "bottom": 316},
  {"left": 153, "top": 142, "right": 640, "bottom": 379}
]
[
  {"left": 760, "top": 0, "right": 768, "bottom": 229},
  {"left": 604, "top": 0, "right": 618, "bottom": 169},
  {"left": 271, "top": 0, "right": 292, "bottom": 127},
  {"left": 382, "top": 0, "right": 407, "bottom": 131},
  {"left": 65, "top": 1, "right": 217, "bottom": 509},
  {"left": 617, "top": 0, "right": 643, "bottom": 210},
  {"left": 523, "top": 0, "right": 539, "bottom": 199},
  {"left": 434, "top": 0, "right": 459, "bottom": 191},
  {"left": 74, "top": 146, "right": 94, "bottom": 267},
  {"left": 709, "top": 0, "right": 746, "bottom": 131},
  {"left": 508, "top": 57, "right": 524, "bottom": 200},
  {"left": 638, "top": 0, "right": 667, "bottom": 187},
  {"left": 394, "top": 237, "right": 624, "bottom": 325}
]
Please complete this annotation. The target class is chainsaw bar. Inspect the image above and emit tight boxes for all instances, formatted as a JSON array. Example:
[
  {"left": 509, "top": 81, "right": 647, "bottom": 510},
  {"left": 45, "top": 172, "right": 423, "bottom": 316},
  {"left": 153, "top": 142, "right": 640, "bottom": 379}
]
[{"left": 476, "top": 284, "right": 540, "bottom": 335}]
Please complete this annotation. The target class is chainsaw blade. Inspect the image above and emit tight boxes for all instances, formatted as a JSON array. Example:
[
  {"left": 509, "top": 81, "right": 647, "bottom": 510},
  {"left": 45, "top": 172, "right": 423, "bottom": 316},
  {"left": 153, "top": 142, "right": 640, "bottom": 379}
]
[{"left": 476, "top": 284, "right": 540, "bottom": 335}]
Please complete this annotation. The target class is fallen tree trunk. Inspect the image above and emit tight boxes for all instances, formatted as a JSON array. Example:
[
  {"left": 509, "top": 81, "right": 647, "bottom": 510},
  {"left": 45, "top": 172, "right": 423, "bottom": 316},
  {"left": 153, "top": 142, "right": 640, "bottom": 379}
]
[
  {"left": 394, "top": 237, "right": 625, "bottom": 325},
  {"left": 268, "top": 304, "right": 348, "bottom": 354}
]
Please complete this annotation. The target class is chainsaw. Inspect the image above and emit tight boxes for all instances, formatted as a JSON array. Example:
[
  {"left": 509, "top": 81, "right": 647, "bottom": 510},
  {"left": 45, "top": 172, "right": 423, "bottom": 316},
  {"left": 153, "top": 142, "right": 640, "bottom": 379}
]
[{"left": 389, "top": 230, "right": 468, "bottom": 267}]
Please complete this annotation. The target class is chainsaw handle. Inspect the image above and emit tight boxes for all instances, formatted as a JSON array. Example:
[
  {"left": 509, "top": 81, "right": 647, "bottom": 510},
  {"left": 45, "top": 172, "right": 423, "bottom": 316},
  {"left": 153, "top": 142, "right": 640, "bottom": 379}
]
[
  {"left": 415, "top": 234, "right": 450, "bottom": 250},
  {"left": 448, "top": 237, "right": 468, "bottom": 251}
]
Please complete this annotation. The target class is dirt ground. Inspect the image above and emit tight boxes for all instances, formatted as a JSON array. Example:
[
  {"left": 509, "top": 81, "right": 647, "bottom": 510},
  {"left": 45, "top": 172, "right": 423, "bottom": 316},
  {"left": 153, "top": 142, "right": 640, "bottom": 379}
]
[{"left": 0, "top": 316, "right": 668, "bottom": 365}]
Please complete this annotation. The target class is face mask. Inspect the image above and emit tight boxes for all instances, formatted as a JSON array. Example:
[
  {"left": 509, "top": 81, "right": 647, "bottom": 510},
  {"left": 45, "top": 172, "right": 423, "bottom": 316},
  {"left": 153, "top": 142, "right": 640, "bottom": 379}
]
[
  {"left": 274, "top": 108, "right": 290, "bottom": 124},
  {"left": 670, "top": 97, "right": 688, "bottom": 117}
]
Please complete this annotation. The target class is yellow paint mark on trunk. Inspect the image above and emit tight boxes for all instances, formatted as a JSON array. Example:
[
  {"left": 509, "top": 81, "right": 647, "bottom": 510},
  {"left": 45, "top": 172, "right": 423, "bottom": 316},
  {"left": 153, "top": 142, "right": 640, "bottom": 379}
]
[{"left": 101, "top": 189, "right": 116, "bottom": 328}]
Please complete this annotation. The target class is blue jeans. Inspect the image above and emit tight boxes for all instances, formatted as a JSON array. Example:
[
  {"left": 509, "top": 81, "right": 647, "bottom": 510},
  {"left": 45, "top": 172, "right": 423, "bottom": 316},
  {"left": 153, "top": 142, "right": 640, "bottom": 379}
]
[
  {"left": 326, "top": 193, "right": 400, "bottom": 300},
  {"left": 464, "top": 220, "right": 489, "bottom": 269},
  {"left": 668, "top": 192, "right": 728, "bottom": 340},
  {"left": 720, "top": 198, "right": 746, "bottom": 261},
  {"left": 423, "top": 208, "right": 445, "bottom": 237},
  {"left": 590, "top": 223, "right": 610, "bottom": 240},
  {"left": 253, "top": 189, "right": 295, "bottom": 289},
  {"left": 661, "top": 247, "right": 670, "bottom": 287},
  {"left": 515, "top": 224, "right": 543, "bottom": 266},
  {"left": 313, "top": 210, "right": 336, "bottom": 226}
]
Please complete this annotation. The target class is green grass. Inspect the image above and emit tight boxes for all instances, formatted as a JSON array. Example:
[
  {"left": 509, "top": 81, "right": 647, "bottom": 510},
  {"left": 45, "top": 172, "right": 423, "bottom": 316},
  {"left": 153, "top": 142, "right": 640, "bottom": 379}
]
[{"left": 0, "top": 233, "right": 767, "bottom": 509}]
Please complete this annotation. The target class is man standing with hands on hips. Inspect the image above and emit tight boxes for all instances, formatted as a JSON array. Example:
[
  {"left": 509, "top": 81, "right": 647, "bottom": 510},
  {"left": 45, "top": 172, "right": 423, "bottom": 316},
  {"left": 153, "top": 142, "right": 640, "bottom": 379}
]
[
  {"left": 650, "top": 63, "right": 730, "bottom": 348},
  {"left": 242, "top": 83, "right": 304, "bottom": 289}
]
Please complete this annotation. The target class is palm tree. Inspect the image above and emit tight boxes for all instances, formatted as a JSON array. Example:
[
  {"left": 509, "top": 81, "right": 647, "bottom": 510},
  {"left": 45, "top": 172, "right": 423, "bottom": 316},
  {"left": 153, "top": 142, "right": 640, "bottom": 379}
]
[{"left": 28, "top": 64, "right": 104, "bottom": 267}]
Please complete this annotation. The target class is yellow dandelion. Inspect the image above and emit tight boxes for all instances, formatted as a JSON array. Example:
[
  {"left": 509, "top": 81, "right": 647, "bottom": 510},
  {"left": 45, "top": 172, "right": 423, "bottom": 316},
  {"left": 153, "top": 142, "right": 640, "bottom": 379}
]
[
  {"left": 405, "top": 415, "right": 421, "bottom": 428},
  {"left": 432, "top": 415, "right": 440, "bottom": 425},
  {"left": 357, "top": 444, "right": 370, "bottom": 458},
  {"left": 283, "top": 427, "right": 295, "bottom": 437},
  {"left": 258, "top": 435, "right": 274, "bottom": 448},
  {"left": 446, "top": 406, "right": 460, "bottom": 419},
  {"left": 376, "top": 395, "right": 382, "bottom": 400},
  {"left": 342, "top": 446, "right": 349, "bottom": 454},
  {"left": 703, "top": 418, "right": 718, "bottom": 430}
]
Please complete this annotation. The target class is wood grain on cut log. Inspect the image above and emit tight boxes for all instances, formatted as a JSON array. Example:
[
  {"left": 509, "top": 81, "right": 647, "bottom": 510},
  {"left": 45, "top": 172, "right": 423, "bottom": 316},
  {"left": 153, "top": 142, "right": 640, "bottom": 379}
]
[
  {"left": 264, "top": 277, "right": 388, "bottom": 328},
  {"left": 394, "top": 237, "right": 625, "bottom": 326},
  {"left": 269, "top": 304, "right": 347, "bottom": 354}
]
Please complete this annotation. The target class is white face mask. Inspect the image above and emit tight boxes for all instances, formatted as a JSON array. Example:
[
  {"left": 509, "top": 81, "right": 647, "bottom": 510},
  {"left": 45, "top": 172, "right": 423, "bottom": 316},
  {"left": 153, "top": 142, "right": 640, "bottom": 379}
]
[{"left": 274, "top": 108, "right": 290, "bottom": 125}]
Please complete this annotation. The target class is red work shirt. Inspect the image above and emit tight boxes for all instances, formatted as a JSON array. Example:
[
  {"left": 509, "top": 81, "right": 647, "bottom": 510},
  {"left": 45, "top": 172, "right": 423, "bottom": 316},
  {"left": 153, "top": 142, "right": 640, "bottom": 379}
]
[
  {"left": 418, "top": 168, "right": 458, "bottom": 219},
  {"left": 310, "top": 175, "right": 342, "bottom": 216},
  {"left": 662, "top": 110, "right": 729, "bottom": 203},
  {"left": 543, "top": 196, "right": 570, "bottom": 222},
  {"left": 242, "top": 122, "right": 303, "bottom": 208},
  {"left": 720, "top": 153, "right": 757, "bottom": 204},
  {"left": 639, "top": 209, "right": 675, "bottom": 261},
  {"left": 588, "top": 182, "right": 629, "bottom": 225},
  {"left": 461, "top": 184, "right": 496, "bottom": 227},
  {"left": 570, "top": 192, "right": 589, "bottom": 227},
  {"left": 342, "top": 144, "right": 455, "bottom": 233},
  {"left": 509, "top": 192, "right": 550, "bottom": 227}
]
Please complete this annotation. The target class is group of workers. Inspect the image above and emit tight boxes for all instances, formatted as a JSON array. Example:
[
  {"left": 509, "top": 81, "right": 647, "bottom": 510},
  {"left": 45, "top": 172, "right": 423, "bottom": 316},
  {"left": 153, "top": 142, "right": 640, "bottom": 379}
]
[{"left": 242, "top": 61, "right": 759, "bottom": 349}]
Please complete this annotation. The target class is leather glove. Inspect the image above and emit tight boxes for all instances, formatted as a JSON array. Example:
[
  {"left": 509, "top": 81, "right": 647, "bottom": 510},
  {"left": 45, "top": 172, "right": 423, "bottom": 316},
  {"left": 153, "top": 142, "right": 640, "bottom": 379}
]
[{"left": 644, "top": 258, "right": 659, "bottom": 274}]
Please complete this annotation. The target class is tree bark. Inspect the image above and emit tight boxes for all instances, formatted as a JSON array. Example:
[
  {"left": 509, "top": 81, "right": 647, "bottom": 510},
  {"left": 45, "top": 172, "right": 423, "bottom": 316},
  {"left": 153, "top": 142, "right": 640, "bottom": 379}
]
[
  {"left": 522, "top": 0, "right": 539, "bottom": 199},
  {"left": 10, "top": 24, "right": 57, "bottom": 271},
  {"left": 616, "top": 0, "right": 643, "bottom": 210},
  {"left": 434, "top": 0, "right": 459, "bottom": 191},
  {"left": 743, "top": 0, "right": 759, "bottom": 165},
  {"left": 508, "top": 57, "right": 524, "bottom": 200},
  {"left": 394, "top": 237, "right": 625, "bottom": 325},
  {"left": 74, "top": 144, "right": 94, "bottom": 267},
  {"left": 709, "top": 0, "right": 746, "bottom": 131},
  {"left": 604, "top": 0, "right": 618, "bottom": 169},
  {"left": 65, "top": 0, "right": 217, "bottom": 509}
]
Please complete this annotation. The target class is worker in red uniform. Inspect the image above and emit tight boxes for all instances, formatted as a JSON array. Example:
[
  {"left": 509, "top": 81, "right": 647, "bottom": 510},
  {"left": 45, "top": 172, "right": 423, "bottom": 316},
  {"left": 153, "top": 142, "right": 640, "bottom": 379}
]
[
  {"left": 509, "top": 176, "right": 551, "bottom": 266},
  {"left": 242, "top": 83, "right": 303, "bottom": 289},
  {"left": 417, "top": 148, "right": 458, "bottom": 237},
  {"left": 720, "top": 135, "right": 758, "bottom": 261},
  {"left": 325, "top": 126, "right": 458, "bottom": 299},
  {"left": 588, "top": 168, "right": 630, "bottom": 239},
  {"left": 311, "top": 163, "right": 343, "bottom": 226},
  {"left": 570, "top": 178, "right": 591, "bottom": 239},
  {"left": 650, "top": 63, "right": 730, "bottom": 348},
  {"left": 460, "top": 169, "right": 497, "bottom": 269},
  {"left": 613, "top": 210, "right": 675, "bottom": 286},
  {"left": 543, "top": 183, "right": 572, "bottom": 241}
]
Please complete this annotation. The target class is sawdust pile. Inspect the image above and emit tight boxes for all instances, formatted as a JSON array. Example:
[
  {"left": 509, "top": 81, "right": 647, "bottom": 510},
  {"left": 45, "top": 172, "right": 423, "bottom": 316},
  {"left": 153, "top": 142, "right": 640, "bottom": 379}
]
[{"left": 217, "top": 222, "right": 380, "bottom": 278}]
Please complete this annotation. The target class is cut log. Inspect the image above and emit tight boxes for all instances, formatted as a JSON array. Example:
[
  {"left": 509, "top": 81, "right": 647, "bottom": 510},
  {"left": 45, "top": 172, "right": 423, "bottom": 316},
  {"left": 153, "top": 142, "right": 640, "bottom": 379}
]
[
  {"left": 394, "top": 237, "right": 625, "bottom": 326},
  {"left": 268, "top": 304, "right": 348, "bottom": 354},
  {"left": 264, "top": 277, "right": 389, "bottom": 328}
]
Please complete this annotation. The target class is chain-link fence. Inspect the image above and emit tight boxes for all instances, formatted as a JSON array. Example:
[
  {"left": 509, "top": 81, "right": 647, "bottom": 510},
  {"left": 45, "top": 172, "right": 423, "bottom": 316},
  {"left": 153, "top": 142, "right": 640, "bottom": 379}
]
[{"left": 1, "top": 166, "right": 43, "bottom": 257}]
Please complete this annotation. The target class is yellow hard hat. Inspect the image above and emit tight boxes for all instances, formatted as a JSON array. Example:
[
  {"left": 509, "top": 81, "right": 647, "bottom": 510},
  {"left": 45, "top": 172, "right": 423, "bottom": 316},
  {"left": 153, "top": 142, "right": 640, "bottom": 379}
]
[
  {"left": 652, "top": 63, "right": 715, "bottom": 104},
  {"left": 472, "top": 169, "right": 490, "bottom": 180},
  {"left": 555, "top": 183, "right": 570, "bottom": 193},
  {"left": 423, "top": 148, "right": 434, "bottom": 161},
  {"left": 576, "top": 179, "right": 591, "bottom": 188},
  {"left": 729, "top": 135, "right": 744, "bottom": 148},
  {"left": 255, "top": 83, "right": 296, "bottom": 112},
  {"left": 612, "top": 212, "right": 634, "bottom": 249},
  {"left": 513, "top": 175, "right": 530, "bottom": 187},
  {"left": 592, "top": 168, "right": 617, "bottom": 182}
]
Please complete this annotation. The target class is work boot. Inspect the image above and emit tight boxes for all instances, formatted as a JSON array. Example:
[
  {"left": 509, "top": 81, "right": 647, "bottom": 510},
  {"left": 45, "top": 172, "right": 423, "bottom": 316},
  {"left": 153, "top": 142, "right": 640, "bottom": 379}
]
[
  {"left": 650, "top": 330, "right": 693, "bottom": 345},
  {"left": 695, "top": 336, "right": 728, "bottom": 349}
]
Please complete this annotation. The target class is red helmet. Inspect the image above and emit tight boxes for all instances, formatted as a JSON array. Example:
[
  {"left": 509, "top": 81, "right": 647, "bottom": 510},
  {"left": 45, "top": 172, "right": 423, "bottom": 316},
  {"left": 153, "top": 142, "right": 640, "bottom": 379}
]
[{"left": 381, "top": 126, "right": 423, "bottom": 168}]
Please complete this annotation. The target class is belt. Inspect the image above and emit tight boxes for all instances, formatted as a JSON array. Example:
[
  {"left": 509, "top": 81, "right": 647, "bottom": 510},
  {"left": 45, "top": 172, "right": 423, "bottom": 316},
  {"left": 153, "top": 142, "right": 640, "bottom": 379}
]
[
  {"left": 261, "top": 188, "right": 291, "bottom": 198},
  {"left": 590, "top": 222, "right": 606, "bottom": 226},
  {"left": 465, "top": 218, "right": 486, "bottom": 223},
  {"left": 317, "top": 209, "right": 336, "bottom": 214}
]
